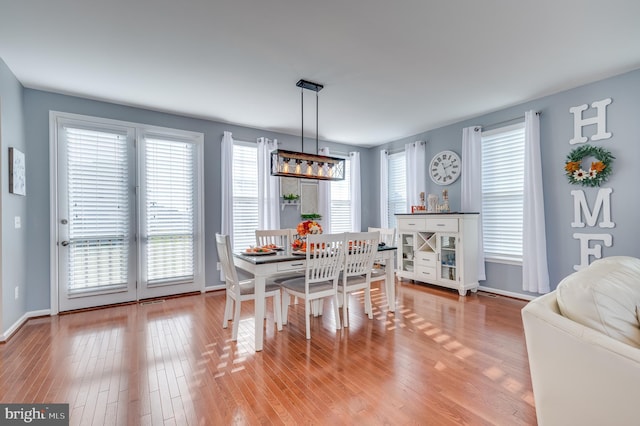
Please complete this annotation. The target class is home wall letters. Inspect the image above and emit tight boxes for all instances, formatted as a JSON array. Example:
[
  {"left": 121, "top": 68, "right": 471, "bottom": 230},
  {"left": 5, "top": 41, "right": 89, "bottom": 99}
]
[{"left": 568, "top": 98, "right": 614, "bottom": 271}]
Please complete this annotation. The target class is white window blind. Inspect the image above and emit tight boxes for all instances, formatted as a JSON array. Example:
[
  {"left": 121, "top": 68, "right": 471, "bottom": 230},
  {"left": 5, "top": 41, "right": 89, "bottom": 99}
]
[
  {"left": 65, "top": 126, "right": 130, "bottom": 293},
  {"left": 232, "top": 143, "right": 259, "bottom": 252},
  {"left": 331, "top": 158, "right": 351, "bottom": 233},
  {"left": 481, "top": 123, "right": 525, "bottom": 262},
  {"left": 387, "top": 151, "right": 406, "bottom": 228},
  {"left": 144, "top": 137, "right": 196, "bottom": 284}
]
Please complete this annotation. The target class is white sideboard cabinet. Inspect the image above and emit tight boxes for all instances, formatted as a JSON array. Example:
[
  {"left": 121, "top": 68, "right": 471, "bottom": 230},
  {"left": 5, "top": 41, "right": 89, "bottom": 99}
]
[{"left": 395, "top": 213, "right": 479, "bottom": 296}]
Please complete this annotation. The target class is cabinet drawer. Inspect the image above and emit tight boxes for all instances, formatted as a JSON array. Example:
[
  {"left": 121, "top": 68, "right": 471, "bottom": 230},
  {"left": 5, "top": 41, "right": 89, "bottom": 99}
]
[
  {"left": 397, "top": 217, "right": 427, "bottom": 231},
  {"left": 278, "top": 261, "right": 305, "bottom": 272},
  {"left": 415, "top": 251, "right": 437, "bottom": 267},
  {"left": 426, "top": 218, "right": 458, "bottom": 232},
  {"left": 414, "top": 266, "right": 437, "bottom": 281}
]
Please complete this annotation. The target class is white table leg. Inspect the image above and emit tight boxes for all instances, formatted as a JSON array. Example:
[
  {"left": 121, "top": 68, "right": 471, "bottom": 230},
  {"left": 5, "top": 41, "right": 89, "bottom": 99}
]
[
  {"left": 385, "top": 251, "right": 396, "bottom": 312},
  {"left": 254, "top": 275, "right": 266, "bottom": 351}
]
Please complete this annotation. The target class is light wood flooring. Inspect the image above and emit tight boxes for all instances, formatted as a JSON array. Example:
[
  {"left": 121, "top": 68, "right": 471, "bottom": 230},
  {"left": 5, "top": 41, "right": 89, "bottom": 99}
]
[{"left": 0, "top": 279, "right": 537, "bottom": 425}]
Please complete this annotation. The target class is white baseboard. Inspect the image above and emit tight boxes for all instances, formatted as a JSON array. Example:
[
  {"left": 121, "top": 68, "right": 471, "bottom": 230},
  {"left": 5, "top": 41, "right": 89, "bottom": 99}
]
[
  {"left": 1, "top": 309, "right": 51, "bottom": 342},
  {"left": 205, "top": 285, "right": 225, "bottom": 292},
  {"left": 477, "top": 286, "right": 537, "bottom": 301}
]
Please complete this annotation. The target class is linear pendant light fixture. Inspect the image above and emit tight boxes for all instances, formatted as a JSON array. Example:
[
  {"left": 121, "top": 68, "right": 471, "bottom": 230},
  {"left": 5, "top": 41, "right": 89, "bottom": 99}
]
[{"left": 270, "top": 79, "right": 345, "bottom": 181}]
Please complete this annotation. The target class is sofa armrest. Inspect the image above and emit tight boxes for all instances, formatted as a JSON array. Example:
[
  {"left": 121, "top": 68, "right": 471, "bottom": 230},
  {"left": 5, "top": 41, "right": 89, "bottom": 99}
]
[{"left": 522, "top": 292, "right": 640, "bottom": 426}]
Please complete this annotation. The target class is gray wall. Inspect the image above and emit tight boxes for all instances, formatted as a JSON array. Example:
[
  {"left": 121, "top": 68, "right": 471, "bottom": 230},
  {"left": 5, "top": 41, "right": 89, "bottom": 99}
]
[
  {"left": 21, "top": 89, "right": 367, "bottom": 312},
  {"left": 375, "top": 68, "right": 640, "bottom": 296},
  {"left": 0, "top": 58, "right": 27, "bottom": 330}
]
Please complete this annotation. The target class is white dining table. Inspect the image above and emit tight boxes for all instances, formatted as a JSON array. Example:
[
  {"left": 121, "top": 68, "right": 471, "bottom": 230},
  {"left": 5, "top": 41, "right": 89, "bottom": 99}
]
[{"left": 233, "top": 246, "right": 397, "bottom": 351}]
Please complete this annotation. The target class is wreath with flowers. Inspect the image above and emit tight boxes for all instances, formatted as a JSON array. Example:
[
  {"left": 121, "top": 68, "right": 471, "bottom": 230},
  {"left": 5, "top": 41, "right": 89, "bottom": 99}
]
[{"left": 564, "top": 145, "right": 614, "bottom": 187}]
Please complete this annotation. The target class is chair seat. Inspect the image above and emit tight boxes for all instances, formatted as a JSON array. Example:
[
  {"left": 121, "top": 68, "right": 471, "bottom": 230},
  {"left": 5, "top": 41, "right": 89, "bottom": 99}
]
[
  {"left": 272, "top": 271, "right": 305, "bottom": 283},
  {"left": 370, "top": 268, "right": 386, "bottom": 279},
  {"left": 238, "top": 279, "right": 281, "bottom": 295},
  {"left": 280, "top": 277, "right": 334, "bottom": 293},
  {"left": 337, "top": 273, "right": 367, "bottom": 287}
]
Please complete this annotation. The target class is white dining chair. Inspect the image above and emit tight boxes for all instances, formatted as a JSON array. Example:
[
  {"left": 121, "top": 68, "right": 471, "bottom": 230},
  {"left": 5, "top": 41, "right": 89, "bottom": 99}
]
[
  {"left": 256, "top": 229, "right": 304, "bottom": 295},
  {"left": 255, "top": 228, "right": 294, "bottom": 248},
  {"left": 368, "top": 227, "right": 396, "bottom": 247},
  {"left": 215, "top": 233, "right": 282, "bottom": 341},
  {"left": 280, "top": 233, "right": 346, "bottom": 339},
  {"left": 339, "top": 231, "right": 380, "bottom": 327}
]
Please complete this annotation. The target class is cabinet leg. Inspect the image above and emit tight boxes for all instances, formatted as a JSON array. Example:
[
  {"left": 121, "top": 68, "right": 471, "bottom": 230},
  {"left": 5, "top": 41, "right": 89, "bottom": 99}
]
[{"left": 458, "top": 288, "right": 467, "bottom": 296}]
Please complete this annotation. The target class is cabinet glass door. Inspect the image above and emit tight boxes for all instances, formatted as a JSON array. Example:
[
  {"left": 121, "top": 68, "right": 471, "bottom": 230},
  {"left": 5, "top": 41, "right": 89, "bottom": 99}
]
[
  {"left": 400, "top": 233, "right": 415, "bottom": 273},
  {"left": 439, "top": 234, "right": 457, "bottom": 281}
]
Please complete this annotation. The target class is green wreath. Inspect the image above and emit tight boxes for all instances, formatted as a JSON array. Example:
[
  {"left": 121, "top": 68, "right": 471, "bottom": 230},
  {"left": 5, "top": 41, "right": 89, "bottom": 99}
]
[{"left": 564, "top": 144, "right": 614, "bottom": 187}]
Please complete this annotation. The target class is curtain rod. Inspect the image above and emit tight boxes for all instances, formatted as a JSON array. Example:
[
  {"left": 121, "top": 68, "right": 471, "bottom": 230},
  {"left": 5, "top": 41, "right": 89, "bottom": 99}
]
[{"left": 478, "top": 111, "right": 541, "bottom": 132}]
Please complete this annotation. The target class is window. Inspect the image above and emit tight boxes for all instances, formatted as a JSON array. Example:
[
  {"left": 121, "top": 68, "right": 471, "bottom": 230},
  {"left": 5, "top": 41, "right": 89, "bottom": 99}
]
[
  {"left": 481, "top": 123, "right": 525, "bottom": 263},
  {"left": 143, "top": 137, "right": 197, "bottom": 285},
  {"left": 387, "top": 151, "right": 406, "bottom": 229},
  {"left": 232, "top": 142, "right": 259, "bottom": 252},
  {"left": 330, "top": 157, "right": 351, "bottom": 233}
]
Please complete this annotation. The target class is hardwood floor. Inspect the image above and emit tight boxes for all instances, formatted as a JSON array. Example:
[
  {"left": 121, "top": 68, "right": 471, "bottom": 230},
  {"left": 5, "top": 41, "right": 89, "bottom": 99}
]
[{"left": 0, "top": 280, "right": 537, "bottom": 425}]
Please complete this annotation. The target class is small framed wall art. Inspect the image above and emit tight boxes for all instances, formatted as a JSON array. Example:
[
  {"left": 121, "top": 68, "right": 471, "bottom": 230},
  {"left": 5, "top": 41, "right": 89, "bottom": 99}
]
[{"left": 9, "top": 147, "right": 26, "bottom": 196}]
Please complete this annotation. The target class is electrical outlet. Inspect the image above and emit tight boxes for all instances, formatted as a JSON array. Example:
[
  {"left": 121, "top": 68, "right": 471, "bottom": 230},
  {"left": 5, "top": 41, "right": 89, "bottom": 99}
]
[
  {"left": 15, "top": 286, "right": 19, "bottom": 300},
  {"left": 216, "top": 262, "right": 221, "bottom": 271},
  {"left": 14, "top": 216, "right": 21, "bottom": 229}
]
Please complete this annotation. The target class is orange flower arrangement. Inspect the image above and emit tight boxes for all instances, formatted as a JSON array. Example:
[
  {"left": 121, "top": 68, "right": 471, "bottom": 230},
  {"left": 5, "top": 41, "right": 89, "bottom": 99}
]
[
  {"left": 591, "top": 161, "right": 606, "bottom": 173},
  {"left": 292, "top": 220, "right": 323, "bottom": 251},
  {"left": 296, "top": 220, "right": 323, "bottom": 236}
]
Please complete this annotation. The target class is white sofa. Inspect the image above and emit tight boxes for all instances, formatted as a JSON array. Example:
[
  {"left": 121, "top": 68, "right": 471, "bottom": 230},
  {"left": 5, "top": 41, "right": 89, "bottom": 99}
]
[{"left": 521, "top": 256, "right": 640, "bottom": 426}]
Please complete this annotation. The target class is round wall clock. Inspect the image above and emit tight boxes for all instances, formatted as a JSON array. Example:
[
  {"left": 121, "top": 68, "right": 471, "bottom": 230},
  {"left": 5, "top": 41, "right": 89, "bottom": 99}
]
[{"left": 429, "top": 150, "right": 461, "bottom": 185}]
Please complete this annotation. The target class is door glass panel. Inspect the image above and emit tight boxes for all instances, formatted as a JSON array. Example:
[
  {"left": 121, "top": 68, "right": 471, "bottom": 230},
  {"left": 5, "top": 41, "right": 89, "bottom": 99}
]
[
  {"left": 65, "top": 127, "right": 130, "bottom": 294},
  {"left": 144, "top": 138, "right": 195, "bottom": 285}
]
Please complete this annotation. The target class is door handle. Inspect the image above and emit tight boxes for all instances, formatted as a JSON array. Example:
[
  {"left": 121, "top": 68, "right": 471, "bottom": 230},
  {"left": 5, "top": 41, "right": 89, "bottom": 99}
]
[{"left": 61, "top": 241, "right": 70, "bottom": 247}]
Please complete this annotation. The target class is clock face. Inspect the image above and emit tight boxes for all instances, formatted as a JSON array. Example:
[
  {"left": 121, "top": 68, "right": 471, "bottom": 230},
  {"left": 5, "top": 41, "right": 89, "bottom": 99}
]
[{"left": 429, "top": 150, "right": 461, "bottom": 185}]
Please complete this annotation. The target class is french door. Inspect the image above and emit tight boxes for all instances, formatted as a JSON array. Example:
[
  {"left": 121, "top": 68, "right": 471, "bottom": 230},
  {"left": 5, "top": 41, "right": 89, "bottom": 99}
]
[{"left": 54, "top": 113, "right": 204, "bottom": 312}]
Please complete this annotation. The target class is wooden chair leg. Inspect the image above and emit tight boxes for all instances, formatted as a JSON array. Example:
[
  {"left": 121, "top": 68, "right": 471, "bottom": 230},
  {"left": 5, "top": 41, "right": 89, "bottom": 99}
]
[
  {"left": 342, "top": 291, "right": 349, "bottom": 328},
  {"left": 365, "top": 287, "right": 373, "bottom": 319},
  {"left": 305, "top": 299, "right": 312, "bottom": 340},
  {"left": 231, "top": 298, "right": 241, "bottom": 341},
  {"left": 223, "top": 296, "right": 232, "bottom": 328},
  {"left": 282, "top": 291, "right": 290, "bottom": 325},
  {"left": 274, "top": 291, "right": 283, "bottom": 331},
  {"left": 333, "top": 294, "right": 341, "bottom": 330}
]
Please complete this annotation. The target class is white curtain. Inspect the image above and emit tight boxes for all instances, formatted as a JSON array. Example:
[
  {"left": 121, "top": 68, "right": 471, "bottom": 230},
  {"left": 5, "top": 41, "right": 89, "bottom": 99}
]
[
  {"left": 523, "top": 111, "right": 550, "bottom": 293},
  {"left": 349, "top": 151, "right": 361, "bottom": 231},
  {"left": 257, "top": 137, "right": 280, "bottom": 230},
  {"left": 379, "top": 150, "right": 389, "bottom": 228},
  {"left": 405, "top": 141, "right": 426, "bottom": 210},
  {"left": 461, "top": 126, "right": 486, "bottom": 281},
  {"left": 220, "top": 131, "right": 234, "bottom": 281},
  {"left": 318, "top": 147, "right": 332, "bottom": 233}
]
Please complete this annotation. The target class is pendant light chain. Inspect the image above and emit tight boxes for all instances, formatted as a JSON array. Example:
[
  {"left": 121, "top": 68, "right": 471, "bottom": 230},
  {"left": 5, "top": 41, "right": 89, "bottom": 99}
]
[{"left": 269, "top": 79, "right": 345, "bottom": 181}]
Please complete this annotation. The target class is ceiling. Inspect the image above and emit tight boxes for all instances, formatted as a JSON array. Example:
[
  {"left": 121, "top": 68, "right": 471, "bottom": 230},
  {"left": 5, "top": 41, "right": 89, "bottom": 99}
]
[{"left": 1, "top": 1, "right": 639, "bottom": 147}]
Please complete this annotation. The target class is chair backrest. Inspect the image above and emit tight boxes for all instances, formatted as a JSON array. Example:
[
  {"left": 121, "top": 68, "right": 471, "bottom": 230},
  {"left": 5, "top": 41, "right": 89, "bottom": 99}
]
[
  {"left": 305, "top": 233, "right": 346, "bottom": 286},
  {"left": 368, "top": 227, "right": 396, "bottom": 246},
  {"left": 215, "top": 233, "right": 240, "bottom": 289},
  {"left": 344, "top": 231, "right": 380, "bottom": 278},
  {"left": 255, "top": 229, "right": 293, "bottom": 248}
]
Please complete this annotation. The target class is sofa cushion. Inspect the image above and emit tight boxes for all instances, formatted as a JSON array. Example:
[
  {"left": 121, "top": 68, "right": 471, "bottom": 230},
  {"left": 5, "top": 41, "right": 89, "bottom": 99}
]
[{"left": 556, "top": 256, "right": 640, "bottom": 348}]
